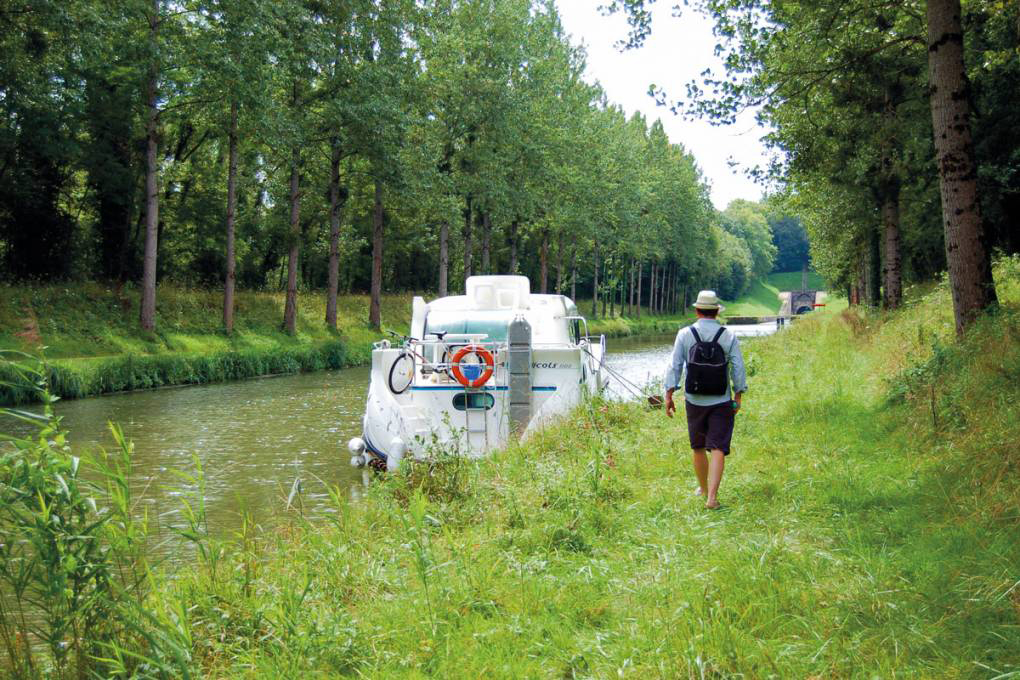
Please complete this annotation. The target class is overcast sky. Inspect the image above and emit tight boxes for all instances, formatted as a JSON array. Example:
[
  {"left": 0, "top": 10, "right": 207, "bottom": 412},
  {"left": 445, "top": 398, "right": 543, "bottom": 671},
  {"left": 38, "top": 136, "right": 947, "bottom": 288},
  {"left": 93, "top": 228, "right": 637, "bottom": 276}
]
[{"left": 555, "top": 1, "right": 769, "bottom": 210}]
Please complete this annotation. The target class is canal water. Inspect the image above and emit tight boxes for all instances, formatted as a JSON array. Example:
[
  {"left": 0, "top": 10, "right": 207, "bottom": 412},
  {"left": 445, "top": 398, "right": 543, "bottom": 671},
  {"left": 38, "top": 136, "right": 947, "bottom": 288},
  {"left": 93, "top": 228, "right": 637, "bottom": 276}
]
[{"left": 2, "top": 324, "right": 777, "bottom": 537}]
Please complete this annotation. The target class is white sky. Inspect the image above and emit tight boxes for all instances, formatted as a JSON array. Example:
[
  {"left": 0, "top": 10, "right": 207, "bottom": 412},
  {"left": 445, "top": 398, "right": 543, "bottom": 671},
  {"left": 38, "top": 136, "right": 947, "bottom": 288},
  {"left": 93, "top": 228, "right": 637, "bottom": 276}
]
[{"left": 555, "top": 0, "right": 769, "bottom": 210}]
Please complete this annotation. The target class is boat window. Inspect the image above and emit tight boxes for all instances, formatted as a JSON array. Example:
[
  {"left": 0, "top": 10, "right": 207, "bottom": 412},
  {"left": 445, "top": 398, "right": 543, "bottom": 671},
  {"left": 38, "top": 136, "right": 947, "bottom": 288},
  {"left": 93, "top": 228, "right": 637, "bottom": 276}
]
[
  {"left": 452, "top": 393, "right": 495, "bottom": 411},
  {"left": 424, "top": 312, "right": 511, "bottom": 342}
]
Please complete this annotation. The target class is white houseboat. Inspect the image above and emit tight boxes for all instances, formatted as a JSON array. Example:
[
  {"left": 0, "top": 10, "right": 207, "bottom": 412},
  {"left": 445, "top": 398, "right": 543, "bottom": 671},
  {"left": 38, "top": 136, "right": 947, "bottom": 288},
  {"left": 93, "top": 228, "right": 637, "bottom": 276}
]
[{"left": 347, "top": 275, "right": 606, "bottom": 470}]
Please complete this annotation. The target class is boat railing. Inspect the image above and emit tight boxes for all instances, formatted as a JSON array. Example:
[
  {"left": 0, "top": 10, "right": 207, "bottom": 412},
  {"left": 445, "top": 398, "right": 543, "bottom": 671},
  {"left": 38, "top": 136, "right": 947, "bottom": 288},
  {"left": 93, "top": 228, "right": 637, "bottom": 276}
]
[
  {"left": 404, "top": 334, "right": 508, "bottom": 388},
  {"left": 563, "top": 314, "right": 590, "bottom": 344}
]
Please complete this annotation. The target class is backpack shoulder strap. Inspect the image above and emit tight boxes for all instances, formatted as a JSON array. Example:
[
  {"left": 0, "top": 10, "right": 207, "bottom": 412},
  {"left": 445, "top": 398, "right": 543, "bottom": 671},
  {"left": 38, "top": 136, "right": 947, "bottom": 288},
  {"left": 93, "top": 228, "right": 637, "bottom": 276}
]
[
  {"left": 711, "top": 327, "right": 726, "bottom": 343},
  {"left": 690, "top": 327, "right": 702, "bottom": 343}
]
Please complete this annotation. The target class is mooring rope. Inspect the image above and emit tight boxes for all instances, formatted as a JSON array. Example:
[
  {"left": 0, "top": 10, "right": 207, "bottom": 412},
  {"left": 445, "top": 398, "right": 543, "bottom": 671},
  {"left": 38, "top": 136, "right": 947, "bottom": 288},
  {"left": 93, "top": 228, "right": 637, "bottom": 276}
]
[{"left": 582, "top": 346, "right": 657, "bottom": 400}]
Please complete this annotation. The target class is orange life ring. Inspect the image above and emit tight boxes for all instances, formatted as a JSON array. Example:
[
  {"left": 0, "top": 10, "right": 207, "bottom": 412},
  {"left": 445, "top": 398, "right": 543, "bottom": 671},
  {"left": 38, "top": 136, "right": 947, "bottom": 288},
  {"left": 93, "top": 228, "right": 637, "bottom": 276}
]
[{"left": 450, "top": 345, "right": 495, "bottom": 388}]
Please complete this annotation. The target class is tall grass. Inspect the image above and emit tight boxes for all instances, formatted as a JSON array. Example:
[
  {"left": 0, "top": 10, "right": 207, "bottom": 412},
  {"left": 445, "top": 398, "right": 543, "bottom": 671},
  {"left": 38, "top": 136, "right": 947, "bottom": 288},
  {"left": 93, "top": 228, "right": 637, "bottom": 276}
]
[
  {"left": 0, "top": 358, "right": 191, "bottom": 678},
  {"left": 3, "top": 261, "right": 1019, "bottom": 676},
  {"left": 138, "top": 263, "right": 1018, "bottom": 677}
]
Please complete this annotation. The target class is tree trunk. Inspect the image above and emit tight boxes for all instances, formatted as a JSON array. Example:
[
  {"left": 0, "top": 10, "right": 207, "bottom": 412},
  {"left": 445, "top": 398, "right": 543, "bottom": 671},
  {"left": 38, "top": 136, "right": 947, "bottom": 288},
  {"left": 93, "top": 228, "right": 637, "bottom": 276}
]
[
  {"left": 854, "top": 254, "right": 866, "bottom": 307},
  {"left": 623, "top": 266, "right": 628, "bottom": 314},
  {"left": 881, "top": 187, "right": 902, "bottom": 309},
  {"left": 325, "top": 138, "right": 343, "bottom": 330},
  {"left": 649, "top": 263, "right": 655, "bottom": 315},
  {"left": 462, "top": 195, "right": 473, "bottom": 283},
  {"left": 481, "top": 212, "right": 491, "bottom": 274},
  {"left": 660, "top": 263, "right": 666, "bottom": 314},
  {"left": 283, "top": 148, "right": 300, "bottom": 334},
  {"left": 666, "top": 265, "right": 672, "bottom": 314},
  {"left": 864, "top": 230, "right": 881, "bottom": 308},
  {"left": 666, "top": 262, "right": 674, "bottom": 314},
  {"left": 591, "top": 240, "right": 599, "bottom": 319},
  {"left": 670, "top": 263, "right": 677, "bottom": 314},
  {"left": 609, "top": 262, "right": 616, "bottom": 318},
  {"left": 555, "top": 232, "right": 564, "bottom": 294},
  {"left": 223, "top": 99, "right": 238, "bottom": 334},
  {"left": 650, "top": 263, "right": 657, "bottom": 316},
  {"left": 631, "top": 259, "right": 637, "bottom": 316},
  {"left": 139, "top": 1, "right": 159, "bottom": 332},
  {"left": 636, "top": 261, "right": 642, "bottom": 319},
  {"left": 539, "top": 229, "right": 549, "bottom": 293},
  {"left": 570, "top": 246, "right": 576, "bottom": 301},
  {"left": 601, "top": 274, "right": 607, "bottom": 318},
  {"left": 509, "top": 219, "right": 518, "bottom": 273},
  {"left": 879, "top": 89, "right": 903, "bottom": 311},
  {"left": 927, "top": 0, "right": 997, "bottom": 335},
  {"left": 438, "top": 221, "right": 449, "bottom": 297},
  {"left": 369, "top": 180, "right": 383, "bottom": 329},
  {"left": 657, "top": 264, "right": 663, "bottom": 314},
  {"left": 627, "top": 258, "right": 634, "bottom": 316},
  {"left": 669, "top": 263, "right": 677, "bottom": 314},
  {"left": 661, "top": 264, "right": 666, "bottom": 314}
]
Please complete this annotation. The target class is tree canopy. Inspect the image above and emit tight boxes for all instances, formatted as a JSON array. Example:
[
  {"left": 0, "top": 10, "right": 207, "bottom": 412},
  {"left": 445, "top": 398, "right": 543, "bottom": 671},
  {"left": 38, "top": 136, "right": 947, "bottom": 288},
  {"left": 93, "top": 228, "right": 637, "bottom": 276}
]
[
  {"left": 608, "top": 0, "right": 1019, "bottom": 330},
  {"left": 1, "top": 0, "right": 777, "bottom": 329}
]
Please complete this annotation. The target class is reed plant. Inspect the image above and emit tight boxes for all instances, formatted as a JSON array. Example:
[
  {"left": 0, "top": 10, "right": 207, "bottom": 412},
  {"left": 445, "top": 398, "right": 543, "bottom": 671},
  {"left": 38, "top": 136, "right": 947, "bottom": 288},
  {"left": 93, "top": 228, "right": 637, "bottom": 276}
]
[{"left": 0, "top": 357, "right": 191, "bottom": 678}]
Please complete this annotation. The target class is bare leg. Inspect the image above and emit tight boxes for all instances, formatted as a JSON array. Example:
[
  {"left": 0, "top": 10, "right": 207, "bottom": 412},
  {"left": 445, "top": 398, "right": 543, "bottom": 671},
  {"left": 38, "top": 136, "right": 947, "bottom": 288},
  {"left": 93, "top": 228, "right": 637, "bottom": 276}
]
[
  {"left": 691, "top": 449, "right": 708, "bottom": 496},
  {"left": 706, "top": 449, "right": 726, "bottom": 509}
]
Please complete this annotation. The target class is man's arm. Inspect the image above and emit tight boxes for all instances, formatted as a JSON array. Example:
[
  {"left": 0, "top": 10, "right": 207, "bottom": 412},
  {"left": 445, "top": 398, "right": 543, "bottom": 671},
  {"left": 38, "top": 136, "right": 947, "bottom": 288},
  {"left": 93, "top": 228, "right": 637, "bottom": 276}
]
[
  {"left": 664, "top": 330, "right": 685, "bottom": 418},
  {"left": 729, "top": 335, "right": 748, "bottom": 412}
]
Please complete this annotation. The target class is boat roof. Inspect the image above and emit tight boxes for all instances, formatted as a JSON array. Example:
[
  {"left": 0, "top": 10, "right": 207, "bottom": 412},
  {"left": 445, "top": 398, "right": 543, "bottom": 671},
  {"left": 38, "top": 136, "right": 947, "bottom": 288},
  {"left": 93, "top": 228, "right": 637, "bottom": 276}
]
[{"left": 414, "top": 276, "right": 582, "bottom": 344}]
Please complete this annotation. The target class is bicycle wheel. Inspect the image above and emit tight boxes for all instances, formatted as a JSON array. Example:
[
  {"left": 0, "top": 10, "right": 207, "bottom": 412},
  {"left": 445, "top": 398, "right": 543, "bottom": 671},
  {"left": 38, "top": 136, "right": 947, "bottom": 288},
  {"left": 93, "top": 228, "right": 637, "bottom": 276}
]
[
  {"left": 438, "top": 348, "right": 452, "bottom": 377},
  {"left": 388, "top": 351, "right": 414, "bottom": 394}
]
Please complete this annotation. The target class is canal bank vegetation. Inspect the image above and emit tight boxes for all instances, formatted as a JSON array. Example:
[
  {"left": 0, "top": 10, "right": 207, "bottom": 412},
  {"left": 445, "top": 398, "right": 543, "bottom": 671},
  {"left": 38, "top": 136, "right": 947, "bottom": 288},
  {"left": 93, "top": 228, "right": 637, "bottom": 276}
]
[
  {"left": 0, "top": 284, "right": 412, "bottom": 405},
  {"left": 4, "top": 258, "right": 1018, "bottom": 677}
]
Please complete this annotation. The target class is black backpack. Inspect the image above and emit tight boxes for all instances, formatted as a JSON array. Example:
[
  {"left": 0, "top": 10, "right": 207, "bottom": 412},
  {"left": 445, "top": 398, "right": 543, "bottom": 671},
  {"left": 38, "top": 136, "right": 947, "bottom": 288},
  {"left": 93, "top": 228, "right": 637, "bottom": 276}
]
[{"left": 685, "top": 327, "right": 729, "bottom": 395}]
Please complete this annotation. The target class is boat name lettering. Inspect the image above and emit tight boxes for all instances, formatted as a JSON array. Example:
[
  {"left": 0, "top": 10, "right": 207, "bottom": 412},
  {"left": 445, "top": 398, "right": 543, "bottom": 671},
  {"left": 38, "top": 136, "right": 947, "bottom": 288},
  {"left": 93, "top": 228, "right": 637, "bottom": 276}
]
[{"left": 532, "top": 362, "right": 575, "bottom": 369}]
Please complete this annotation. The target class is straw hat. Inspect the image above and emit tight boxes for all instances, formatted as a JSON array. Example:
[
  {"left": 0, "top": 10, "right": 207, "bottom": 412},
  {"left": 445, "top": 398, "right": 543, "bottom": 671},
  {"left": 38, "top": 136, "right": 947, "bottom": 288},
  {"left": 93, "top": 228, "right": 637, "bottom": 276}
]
[{"left": 693, "top": 290, "right": 725, "bottom": 312}]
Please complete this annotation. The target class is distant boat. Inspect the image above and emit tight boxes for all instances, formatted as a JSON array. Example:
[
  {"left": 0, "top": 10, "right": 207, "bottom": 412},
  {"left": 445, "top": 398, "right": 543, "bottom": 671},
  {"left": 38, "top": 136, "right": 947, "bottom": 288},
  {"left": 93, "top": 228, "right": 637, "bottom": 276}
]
[{"left": 347, "top": 275, "right": 606, "bottom": 470}]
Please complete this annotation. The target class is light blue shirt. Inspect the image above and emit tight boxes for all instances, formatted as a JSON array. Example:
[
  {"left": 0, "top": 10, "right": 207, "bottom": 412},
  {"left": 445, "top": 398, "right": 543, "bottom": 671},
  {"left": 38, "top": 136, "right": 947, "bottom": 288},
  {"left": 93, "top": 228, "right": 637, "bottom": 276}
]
[{"left": 664, "top": 318, "right": 748, "bottom": 406}]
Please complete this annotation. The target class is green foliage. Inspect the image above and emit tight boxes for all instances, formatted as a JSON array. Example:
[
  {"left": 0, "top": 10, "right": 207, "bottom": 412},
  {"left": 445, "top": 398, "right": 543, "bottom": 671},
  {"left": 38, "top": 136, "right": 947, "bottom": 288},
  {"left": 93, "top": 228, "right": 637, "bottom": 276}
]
[
  {"left": 719, "top": 199, "right": 776, "bottom": 281},
  {"left": 0, "top": 0, "right": 771, "bottom": 332},
  {"left": 4, "top": 264, "right": 1020, "bottom": 675},
  {"left": 769, "top": 214, "right": 810, "bottom": 272},
  {"left": 104, "top": 270, "right": 1019, "bottom": 675},
  {"left": 0, "top": 361, "right": 191, "bottom": 678},
  {"left": 610, "top": 0, "right": 1019, "bottom": 312},
  {"left": 0, "top": 343, "right": 347, "bottom": 406}
]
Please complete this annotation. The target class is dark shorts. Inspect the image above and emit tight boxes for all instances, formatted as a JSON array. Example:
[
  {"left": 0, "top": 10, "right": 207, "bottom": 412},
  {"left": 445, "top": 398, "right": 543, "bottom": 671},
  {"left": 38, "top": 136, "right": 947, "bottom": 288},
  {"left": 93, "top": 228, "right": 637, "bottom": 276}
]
[{"left": 685, "top": 400, "right": 735, "bottom": 454}]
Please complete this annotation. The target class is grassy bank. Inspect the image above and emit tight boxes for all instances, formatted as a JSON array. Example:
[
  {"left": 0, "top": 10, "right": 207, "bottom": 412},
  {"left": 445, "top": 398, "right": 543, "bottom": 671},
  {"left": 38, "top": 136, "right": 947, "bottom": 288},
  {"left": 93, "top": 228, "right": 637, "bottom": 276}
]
[
  {"left": 0, "top": 283, "right": 414, "bottom": 404},
  {"left": 10, "top": 259, "right": 1005, "bottom": 676}
]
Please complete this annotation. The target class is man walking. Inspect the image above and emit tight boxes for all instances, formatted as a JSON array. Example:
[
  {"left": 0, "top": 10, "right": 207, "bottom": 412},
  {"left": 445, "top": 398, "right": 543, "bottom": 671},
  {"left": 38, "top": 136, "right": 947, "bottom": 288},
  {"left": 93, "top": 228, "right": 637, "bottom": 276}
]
[{"left": 664, "top": 290, "right": 747, "bottom": 509}]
